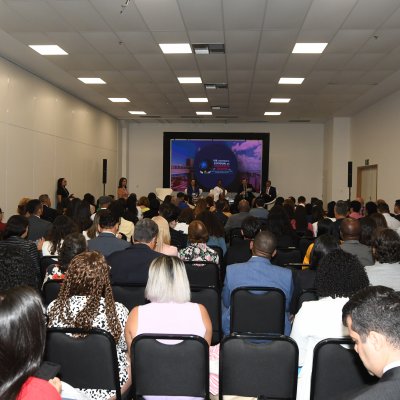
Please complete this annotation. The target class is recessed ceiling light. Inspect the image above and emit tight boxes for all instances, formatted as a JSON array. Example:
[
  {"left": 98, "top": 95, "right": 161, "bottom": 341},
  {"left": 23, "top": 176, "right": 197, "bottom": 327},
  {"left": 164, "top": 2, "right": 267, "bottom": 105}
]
[
  {"left": 264, "top": 112, "right": 282, "bottom": 116},
  {"left": 178, "top": 77, "right": 202, "bottom": 84},
  {"left": 189, "top": 98, "right": 208, "bottom": 103},
  {"left": 292, "top": 42, "right": 328, "bottom": 54},
  {"left": 129, "top": 111, "right": 146, "bottom": 115},
  {"left": 279, "top": 77, "right": 304, "bottom": 84},
  {"left": 270, "top": 98, "right": 291, "bottom": 103},
  {"left": 159, "top": 43, "right": 192, "bottom": 54},
  {"left": 29, "top": 45, "right": 68, "bottom": 55},
  {"left": 108, "top": 98, "right": 130, "bottom": 102},
  {"left": 78, "top": 77, "right": 106, "bottom": 84},
  {"left": 196, "top": 111, "right": 212, "bottom": 115}
]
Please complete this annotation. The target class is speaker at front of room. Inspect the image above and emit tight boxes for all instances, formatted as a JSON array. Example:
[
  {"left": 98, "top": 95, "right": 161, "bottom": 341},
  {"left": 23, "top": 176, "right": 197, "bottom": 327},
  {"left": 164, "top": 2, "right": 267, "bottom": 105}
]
[
  {"left": 347, "top": 161, "right": 352, "bottom": 188},
  {"left": 102, "top": 159, "right": 107, "bottom": 184}
]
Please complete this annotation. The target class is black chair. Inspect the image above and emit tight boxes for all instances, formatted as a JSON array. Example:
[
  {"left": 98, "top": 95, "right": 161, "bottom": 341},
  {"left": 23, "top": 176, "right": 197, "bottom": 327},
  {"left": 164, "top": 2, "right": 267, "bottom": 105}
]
[
  {"left": 131, "top": 334, "right": 209, "bottom": 399},
  {"left": 230, "top": 287, "right": 285, "bottom": 335},
  {"left": 191, "top": 286, "right": 221, "bottom": 345},
  {"left": 209, "top": 245, "right": 226, "bottom": 282},
  {"left": 220, "top": 334, "right": 298, "bottom": 400},
  {"left": 111, "top": 284, "right": 147, "bottom": 311},
  {"left": 40, "top": 255, "right": 59, "bottom": 281},
  {"left": 184, "top": 261, "right": 220, "bottom": 288},
  {"left": 42, "top": 280, "right": 63, "bottom": 306},
  {"left": 298, "top": 237, "right": 315, "bottom": 259},
  {"left": 273, "top": 248, "right": 302, "bottom": 267},
  {"left": 310, "top": 338, "right": 379, "bottom": 400},
  {"left": 45, "top": 327, "right": 122, "bottom": 400},
  {"left": 296, "top": 289, "right": 318, "bottom": 313},
  {"left": 229, "top": 227, "right": 243, "bottom": 245}
]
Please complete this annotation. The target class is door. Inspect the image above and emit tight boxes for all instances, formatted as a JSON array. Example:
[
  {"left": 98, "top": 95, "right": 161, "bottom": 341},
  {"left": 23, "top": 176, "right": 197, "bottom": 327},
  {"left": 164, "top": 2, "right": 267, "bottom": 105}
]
[{"left": 357, "top": 165, "right": 378, "bottom": 202}]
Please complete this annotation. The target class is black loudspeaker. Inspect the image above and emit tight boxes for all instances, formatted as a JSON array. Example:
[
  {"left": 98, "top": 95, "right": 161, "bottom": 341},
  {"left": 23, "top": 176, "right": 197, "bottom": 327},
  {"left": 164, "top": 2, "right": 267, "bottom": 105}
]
[
  {"left": 347, "top": 161, "right": 352, "bottom": 188},
  {"left": 102, "top": 159, "right": 107, "bottom": 184}
]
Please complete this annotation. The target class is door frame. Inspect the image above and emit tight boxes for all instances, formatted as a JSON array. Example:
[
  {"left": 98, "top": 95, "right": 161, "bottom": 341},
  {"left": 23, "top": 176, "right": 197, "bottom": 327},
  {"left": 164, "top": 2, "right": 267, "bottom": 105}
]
[{"left": 356, "top": 164, "right": 378, "bottom": 200}]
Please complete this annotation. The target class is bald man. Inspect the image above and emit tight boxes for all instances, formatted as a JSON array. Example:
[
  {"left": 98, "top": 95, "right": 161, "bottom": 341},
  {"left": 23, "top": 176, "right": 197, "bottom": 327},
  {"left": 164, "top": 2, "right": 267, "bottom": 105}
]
[
  {"left": 221, "top": 230, "right": 293, "bottom": 336},
  {"left": 340, "top": 218, "right": 374, "bottom": 266}
]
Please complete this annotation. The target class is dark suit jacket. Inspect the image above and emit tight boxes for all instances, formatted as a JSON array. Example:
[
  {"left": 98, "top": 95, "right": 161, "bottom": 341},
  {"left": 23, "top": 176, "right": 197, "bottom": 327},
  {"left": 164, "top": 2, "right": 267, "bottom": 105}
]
[
  {"left": 224, "top": 239, "right": 252, "bottom": 266},
  {"left": 107, "top": 243, "right": 162, "bottom": 284},
  {"left": 27, "top": 216, "right": 52, "bottom": 242},
  {"left": 261, "top": 186, "right": 277, "bottom": 203},
  {"left": 349, "top": 366, "right": 400, "bottom": 400},
  {"left": 87, "top": 232, "right": 131, "bottom": 257},
  {"left": 41, "top": 205, "right": 59, "bottom": 223}
]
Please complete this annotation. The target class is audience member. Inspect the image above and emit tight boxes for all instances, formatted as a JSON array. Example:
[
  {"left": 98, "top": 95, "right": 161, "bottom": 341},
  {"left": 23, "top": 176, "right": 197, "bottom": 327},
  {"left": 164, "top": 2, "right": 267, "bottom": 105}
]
[
  {"left": 326, "top": 200, "right": 336, "bottom": 219},
  {"left": 178, "top": 220, "right": 219, "bottom": 265},
  {"left": 266, "top": 206, "right": 298, "bottom": 248},
  {"left": 66, "top": 198, "right": 92, "bottom": 232},
  {"left": 196, "top": 210, "right": 227, "bottom": 255},
  {"left": 340, "top": 218, "right": 374, "bottom": 266},
  {"left": 26, "top": 199, "right": 52, "bottom": 242},
  {"left": 349, "top": 200, "right": 363, "bottom": 219},
  {"left": 378, "top": 202, "right": 400, "bottom": 230},
  {"left": 43, "top": 232, "right": 87, "bottom": 284},
  {"left": 143, "top": 192, "right": 160, "bottom": 219},
  {"left": 151, "top": 216, "right": 178, "bottom": 256},
  {"left": 310, "top": 204, "right": 325, "bottom": 237},
  {"left": 83, "top": 193, "right": 96, "bottom": 215},
  {"left": 159, "top": 203, "right": 187, "bottom": 249},
  {"left": 0, "top": 207, "right": 5, "bottom": 235},
  {"left": 359, "top": 216, "right": 378, "bottom": 247},
  {"left": 17, "top": 197, "right": 31, "bottom": 216},
  {"left": 109, "top": 200, "right": 134, "bottom": 242},
  {"left": 332, "top": 200, "right": 349, "bottom": 240},
  {"left": 366, "top": 228, "right": 400, "bottom": 290},
  {"left": 342, "top": 286, "right": 400, "bottom": 400},
  {"left": 47, "top": 251, "right": 130, "bottom": 399},
  {"left": 224, "top": 199, "right": 250, "bottom": 235},
  {"left": 214, "top": 200, "right": 228, "bottom": 226},
  {"left": 83, "top": 211, "right": 100, "bottom": 241},
  {"left": 42, "top": 215, "right": 78, "bottom": 257},
  {"left": 107, "top": 219, "right": 161, "bottom": 284},
  {"left": 224, "top": 216, "right": 261, "bottom": 266},
  {"left": 249, "top": 197, "right": 269, "bottom": 220},
  {"left": 222, "top": 230, "right": 293, "bottom": 336},
  {"left": 0, "top": 286, "right": 62, "bottom": 399},
  {"left": 123, "top": 193, "right": 139, "bottom": 224},
  {"left": 291, "top": 249, "right": 369, "bottom": 400},
  {"left": 87, "top": 210, "right": 131, "bottom": 257},
  {"left": 370, "top": 211, "right": 388, "bottom": 230},
  {"left": 365, "top": 201, "right": 378, "bottom": 216},
  {"left": 174, "top": 207, "right": 193, "bottom": 234},
  {"left": 393, "top": 199, "right": 400, "bottom": 221},
  {"left": 39, "top": 194, "right": 59, "bottom": 223},
  {"left": 176, "top": 192, "right": 189, "bottom": 209},
  {"left": 193, "top": 198, "right": 208, "bottom": 218}
]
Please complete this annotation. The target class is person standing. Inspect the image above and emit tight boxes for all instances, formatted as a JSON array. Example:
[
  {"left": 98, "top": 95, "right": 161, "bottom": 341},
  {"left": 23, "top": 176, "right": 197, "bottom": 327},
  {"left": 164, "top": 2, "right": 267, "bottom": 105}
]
[
  {"left": 117, "top": 177, "right": 129, "bottom": 200},
  {"left": 56, "top": 178, "right": 73, "bottom": 208}
]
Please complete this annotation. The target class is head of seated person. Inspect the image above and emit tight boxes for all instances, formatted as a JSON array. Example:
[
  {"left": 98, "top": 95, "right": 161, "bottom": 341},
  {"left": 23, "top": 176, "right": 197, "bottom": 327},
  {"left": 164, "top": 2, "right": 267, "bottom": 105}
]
[
  {"left": 309, "top": 234, "right": 340, "bottom": 270},
  {"left": 372, "top": 228, "right": 400, "bottom": 264}
]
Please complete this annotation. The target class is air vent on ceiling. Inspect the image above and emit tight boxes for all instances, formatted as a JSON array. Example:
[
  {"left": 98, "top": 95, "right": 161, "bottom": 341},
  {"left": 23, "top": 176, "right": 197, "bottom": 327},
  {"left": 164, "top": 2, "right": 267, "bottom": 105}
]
[
  {"left": 211, "top": 105, "right": 229, "bottom": 110},
  {"left": 205, "top": 83, "right": 228, "bottom": 90},
  {"left": 215, "top": 115, "right": 238, "bottom": 119},
  {"left": 289, "top": 119, "right": 311, "bottom": 123},
  {"left": 139, "top": 115, "right": 160, "bottom": 118},
  {"left": 192, "top": 43, "right": 225, "bottom": 54}
]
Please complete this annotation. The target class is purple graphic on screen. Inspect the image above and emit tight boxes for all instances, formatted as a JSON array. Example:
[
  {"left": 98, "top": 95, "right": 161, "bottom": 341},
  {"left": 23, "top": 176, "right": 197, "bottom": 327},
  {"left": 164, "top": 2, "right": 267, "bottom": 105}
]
[{"left": 170, "top": 139, "right": 262, "bottom": 191}]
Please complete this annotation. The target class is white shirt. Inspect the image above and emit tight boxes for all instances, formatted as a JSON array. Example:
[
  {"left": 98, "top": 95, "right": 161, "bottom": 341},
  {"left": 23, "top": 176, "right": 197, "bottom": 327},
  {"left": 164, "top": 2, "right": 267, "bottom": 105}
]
[
  {"left": 365, "top": 262, "right": 400, "bottom": 291},
  {"left": 382, "top": 213, "right": 400, "bottom": 230},
  {"left": 213, "top": 186, "right": 226, "bottom": 202}
]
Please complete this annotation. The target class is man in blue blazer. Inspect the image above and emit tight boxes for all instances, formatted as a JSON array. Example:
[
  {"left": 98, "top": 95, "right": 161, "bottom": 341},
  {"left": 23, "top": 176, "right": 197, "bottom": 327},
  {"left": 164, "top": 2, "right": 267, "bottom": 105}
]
[
  {"left": 222, "top": 230, "right": 293, "bottom": 336},
  {"left": 342, "top": 286, "right": 400, "bottom": 400}
]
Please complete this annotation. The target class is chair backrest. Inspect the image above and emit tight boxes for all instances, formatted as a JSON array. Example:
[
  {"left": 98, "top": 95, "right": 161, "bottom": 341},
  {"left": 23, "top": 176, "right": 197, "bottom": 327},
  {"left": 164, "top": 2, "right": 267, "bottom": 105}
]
[
  {"left": 273, "top": 248, "right": 302, "bottom": 267},
  {"left": 230, "top": 287, "right": 285, "bottom": 335},
  {"left": 111, "top": 284, "right": 147, "bottom": 311},
  {"left": 190, "top": 286, "right": 221, "bottom": 345},
  {"left": 42, "top": 280, "right": 63, "bottom": 306},
  {"left": 296, "top": 289, "right": 318, "bottom": 313},
  {"left": 40, "top": 256, "right": 59, "bottom": 280},
  {"left": 184, "top": 261, "right": 220, "bottom": 288},
  {"left": 220, "top": 334, "right": 298, "bottom": 400},
  {"left": 208, "top": 245, "right": 223, "bottom": 266},
  {"left": 131, "top": 334, "right": 209, "bottom": 399},
  {"left": 45, "top": 327, "right": 121, "bottom": 400},
  {"left": 310, "top": 338, "right": 379, "bottom": 400}
]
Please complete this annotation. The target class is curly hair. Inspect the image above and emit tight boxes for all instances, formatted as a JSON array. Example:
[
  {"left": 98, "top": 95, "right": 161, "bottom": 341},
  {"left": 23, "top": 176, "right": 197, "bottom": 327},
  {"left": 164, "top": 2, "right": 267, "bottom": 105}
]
[
  {"left": 47, "top": 251, "right": 121, "bottom": 342},
  {"left": 372, "top": 228, "right": 400, "bottom": 263},
  {"left": 316, "top": 249, "right": 369, "bottom": 298}
]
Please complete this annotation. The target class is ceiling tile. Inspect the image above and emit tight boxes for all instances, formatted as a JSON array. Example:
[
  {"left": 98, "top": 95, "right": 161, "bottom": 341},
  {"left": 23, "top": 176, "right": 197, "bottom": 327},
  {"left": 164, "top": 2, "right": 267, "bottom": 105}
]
[
  {"left": 222, "top": 0, "right": 267, "bottom": 30},
  {"left": 259, "top": 30, "right": 298, "bottom": 53},
  {"left": 264, "top": 0, "right": 312, "bottom": 29},
  {"left": 225, "top": 30, "right": 262, "bottom": 53},
  {"left": 178, "top": 0, "right": 223, "bottom": 30}
]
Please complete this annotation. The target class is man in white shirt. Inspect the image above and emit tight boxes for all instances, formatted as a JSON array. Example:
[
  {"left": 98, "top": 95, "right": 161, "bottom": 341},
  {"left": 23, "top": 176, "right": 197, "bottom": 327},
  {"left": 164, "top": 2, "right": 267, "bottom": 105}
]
[
  {"left": 378, "top": 202, "right": 400, "bottom": 230},
  {"left": 212, "top": 179, "right": 227, "bottom": 202},
  {"left": 342, "top": 286, "right": 400, "bottom": 399}
]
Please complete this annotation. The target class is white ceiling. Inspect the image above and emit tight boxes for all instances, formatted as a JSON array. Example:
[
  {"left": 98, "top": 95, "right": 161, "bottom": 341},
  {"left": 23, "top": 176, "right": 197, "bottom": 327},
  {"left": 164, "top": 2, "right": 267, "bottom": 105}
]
[{"left": 1, "top": 0, "right": 400, "bottom": 123}]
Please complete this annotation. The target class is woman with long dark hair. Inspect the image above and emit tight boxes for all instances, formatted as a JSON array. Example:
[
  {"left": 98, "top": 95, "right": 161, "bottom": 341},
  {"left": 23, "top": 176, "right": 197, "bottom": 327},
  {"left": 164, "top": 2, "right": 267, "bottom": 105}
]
[
  {"left": 56, "top": 178, "right": 73, "bottom": 208},
  {"left": 117, "top": 177, "right": 129, "bottom": 200}
]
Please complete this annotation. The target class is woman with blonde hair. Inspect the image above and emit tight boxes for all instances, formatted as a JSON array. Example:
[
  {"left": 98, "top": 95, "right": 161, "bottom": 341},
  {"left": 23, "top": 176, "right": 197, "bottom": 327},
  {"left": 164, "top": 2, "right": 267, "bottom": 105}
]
[
  {"left": 151, "top": 216, "right": 178, "bottom": 256},
  {"left": 47, "top": 251, "right": 130, "bottom": 399}
]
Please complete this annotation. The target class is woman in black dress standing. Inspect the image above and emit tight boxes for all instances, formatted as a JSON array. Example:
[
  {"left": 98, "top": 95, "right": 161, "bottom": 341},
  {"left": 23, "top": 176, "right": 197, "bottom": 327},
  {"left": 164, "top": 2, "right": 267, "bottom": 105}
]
[{"left": 56, "top": 178, "right": 73, "bottom": 209}]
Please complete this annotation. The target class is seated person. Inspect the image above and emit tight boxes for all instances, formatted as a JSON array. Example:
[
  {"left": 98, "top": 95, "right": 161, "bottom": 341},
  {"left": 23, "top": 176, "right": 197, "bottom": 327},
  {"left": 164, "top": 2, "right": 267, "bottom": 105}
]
[
  {"left": 290, "top": 249, "right": 370, "bottom": 400},
  {"left": 47, "top": 251, "right": 130, "bottom": 399},
  {"left": 196, "top": 210, "right": 227, "bottom": 256}
]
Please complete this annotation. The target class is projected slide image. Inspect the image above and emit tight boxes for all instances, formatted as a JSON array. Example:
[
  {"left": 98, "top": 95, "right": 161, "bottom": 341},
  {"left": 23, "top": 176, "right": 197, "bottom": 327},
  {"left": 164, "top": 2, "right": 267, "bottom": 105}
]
[{"left": 170, "top": 139, "right": 262, "bottom": 192}]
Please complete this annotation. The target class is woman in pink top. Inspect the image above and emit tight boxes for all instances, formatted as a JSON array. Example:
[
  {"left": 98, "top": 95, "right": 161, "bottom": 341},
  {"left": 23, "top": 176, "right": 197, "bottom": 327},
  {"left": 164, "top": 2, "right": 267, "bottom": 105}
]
[
  {"left": 125, "top": 254, "right": 212, "bottom": 347},
  {"left": 152, "top": 216, "right": 179, "bottom": 256}
]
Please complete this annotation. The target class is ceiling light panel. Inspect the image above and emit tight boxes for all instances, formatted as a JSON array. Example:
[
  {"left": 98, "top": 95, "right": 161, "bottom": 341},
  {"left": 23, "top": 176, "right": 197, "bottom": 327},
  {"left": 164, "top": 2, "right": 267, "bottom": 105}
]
[
  {"left": 129, "top": 111, "right": 146, "bottom": 115},
  {"left": 108, "top": 98, "right": 130, "bottom": 102},
  {"left": 178, "top": 77, "right": 202, "bottom": 84},
  {"left": 270, "top": 98, "right": 291, "bottom": 103},
  {"left": 78, "top": 78, "right": 106, "bottom": 84},
  {"left": 264, "top": 112, "right": 282, "bottom": 116},
  {"left": 292, "top": 43, "right": 328, "bottom": 54},
  {"left": 189, "top": 98, "right": 208, "bottom": 102},
  {"left": 29, "top": 45, "right": 68, "bottom": 55},
  {"left": 159, "top": 43, "right": 192, "bottom": 54},
  {"left": 279, "top": 77, "right": 304, "bottom": 84},
  {"left": 196, "top": 111, "right": 212, "bottom": 115}
]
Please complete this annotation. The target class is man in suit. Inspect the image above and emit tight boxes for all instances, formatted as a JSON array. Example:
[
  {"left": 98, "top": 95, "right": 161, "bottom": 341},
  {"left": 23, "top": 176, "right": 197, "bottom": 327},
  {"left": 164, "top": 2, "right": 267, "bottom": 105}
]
[
  {"left": 26, "top": 199, "right": 52, "bottom": 242},
  {"left": 235, "top": 177, "right": 254, "bottom": 204},
  {"left": 340, "top": 218, "right": 374, "bottom": 266},
  {"left": 249, "top": 197, "right": 269, "bottom": 220},
  {"left": 222, "top": 230, "right": 293, "bottom": 336},
  {"left": 261, "top": 180, "right": 277, "bottom": 204},
  {"left": 39, "top": 194, "right": 58, "bottom": 223},
  {"left": 342, "top": 286, "right": 400, "bottom": 399},
  {"left": 87, "top": 209, "right": 131, "bottom": 257},
  {"left": 225, "top": 199, "right": 250, "bottom": 236},
  {"left": 107, "top": 218, "right": 161, "bottom": 284}
]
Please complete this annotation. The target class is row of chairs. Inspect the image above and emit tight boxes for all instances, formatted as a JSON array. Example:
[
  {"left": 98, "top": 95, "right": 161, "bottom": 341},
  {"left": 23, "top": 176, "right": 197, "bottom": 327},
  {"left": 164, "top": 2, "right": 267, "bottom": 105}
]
[{"left": 45, "top": 330, "right": 378, "bottom": 400}]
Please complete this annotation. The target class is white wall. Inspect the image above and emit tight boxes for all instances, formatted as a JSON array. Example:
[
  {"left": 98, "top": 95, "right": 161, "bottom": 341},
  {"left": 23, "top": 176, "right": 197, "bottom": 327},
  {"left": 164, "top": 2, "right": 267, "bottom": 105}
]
[
  {"left": 0, "top": 56, "right": 119, "bottom": 219},
  {"left": 351, "top": 89, "right": 400, "bottom": 207},
  {"left": 126, "top": 122, "right": 324, "bottom": 201}
]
